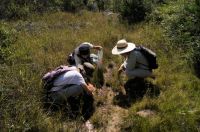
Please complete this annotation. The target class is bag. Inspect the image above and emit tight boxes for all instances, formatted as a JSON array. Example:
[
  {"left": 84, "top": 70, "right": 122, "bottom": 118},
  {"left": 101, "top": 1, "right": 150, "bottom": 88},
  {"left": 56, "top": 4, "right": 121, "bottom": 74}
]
[
  {"left": 136, "top": 46, "right": 158, "bottom": 69},
  {"left": 42, "top": 65, "right": 76, "bottom": 91},
  {"left": 67, "top": 52, "right": 75, "bottom": 65}
]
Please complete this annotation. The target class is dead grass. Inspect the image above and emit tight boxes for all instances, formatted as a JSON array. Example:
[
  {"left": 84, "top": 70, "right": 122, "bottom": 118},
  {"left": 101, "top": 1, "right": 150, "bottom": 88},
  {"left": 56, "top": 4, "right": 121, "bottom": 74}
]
[{"left": 0, "top": 11, "right": 200, "bottom": 131}]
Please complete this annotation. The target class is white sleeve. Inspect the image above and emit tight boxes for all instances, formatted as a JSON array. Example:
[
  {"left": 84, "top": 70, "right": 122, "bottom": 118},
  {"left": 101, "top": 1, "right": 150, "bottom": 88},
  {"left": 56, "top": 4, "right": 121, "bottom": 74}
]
[
  {"left": 74, "top": 46, "right": 83, "bottom": 69},
  {"left": 74, "top": 53, "right": 83, "bottom": 69},
  {"left": 75, "top": 72, "right": 86, "bottom": 85}
]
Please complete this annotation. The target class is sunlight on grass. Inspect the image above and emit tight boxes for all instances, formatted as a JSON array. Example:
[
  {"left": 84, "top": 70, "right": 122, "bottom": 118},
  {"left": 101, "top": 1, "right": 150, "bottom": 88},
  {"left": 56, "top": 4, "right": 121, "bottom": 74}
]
[{"left": 1, "top": 10, "right": 200, "bottom": 131}]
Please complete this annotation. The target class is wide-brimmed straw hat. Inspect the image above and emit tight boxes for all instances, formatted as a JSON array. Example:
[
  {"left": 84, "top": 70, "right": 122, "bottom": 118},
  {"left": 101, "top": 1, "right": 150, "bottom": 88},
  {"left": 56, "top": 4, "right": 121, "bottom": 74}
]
[{"left": 112, "top": 39, "right": 136, "bottom": 55}]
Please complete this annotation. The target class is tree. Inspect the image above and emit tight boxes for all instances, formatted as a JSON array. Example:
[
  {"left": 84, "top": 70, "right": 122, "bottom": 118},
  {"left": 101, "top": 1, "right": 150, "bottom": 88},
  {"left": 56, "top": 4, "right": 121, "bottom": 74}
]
[
  {"left": 119, "top": 0, "right": 147, "bottom": 24},
  {"left": 64, "top": 0, "right": 84, "bottom": 12}
]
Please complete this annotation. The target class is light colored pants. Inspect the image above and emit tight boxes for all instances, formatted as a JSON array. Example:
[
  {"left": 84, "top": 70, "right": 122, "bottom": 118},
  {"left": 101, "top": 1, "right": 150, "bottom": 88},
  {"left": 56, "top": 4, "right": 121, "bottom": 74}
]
[{"left": 49, "top": 85, "right": 84, "bottom": 104}]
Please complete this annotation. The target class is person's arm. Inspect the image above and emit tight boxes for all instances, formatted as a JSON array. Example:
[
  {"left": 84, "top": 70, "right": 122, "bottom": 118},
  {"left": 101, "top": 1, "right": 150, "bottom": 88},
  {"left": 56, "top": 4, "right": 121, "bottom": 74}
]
[
  {"left": 118, "top": 63, "right": 125, "bottom": 77},
  {"left": 76, "top": 72, "right": 95, "bottom": 95},
  {"left": 74, "top": 47, "right": 84, "bottom": 71},
  {"left": 93, "top": 45, "right": 102, "bottom": 50},
  {"left": 80, "top": 42, "right": 102, "bottom": 50},
  {"left": 81, "top": 83, "right": 96, "bottom": 95},
  {"left": 74, "top": 54, "right": 84, "bottom": 69}
]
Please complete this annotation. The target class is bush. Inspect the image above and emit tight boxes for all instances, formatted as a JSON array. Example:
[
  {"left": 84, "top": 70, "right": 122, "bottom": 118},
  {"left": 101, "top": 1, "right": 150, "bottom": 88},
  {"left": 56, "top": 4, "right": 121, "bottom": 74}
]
[
  {"left": 0, "top": 0, "right": 64, "bottom": 19},
  {"left": 119, "top": 0, "right": 147, "bottom": 24},
  {"left": 112, "top": 0, "right": 123, "bottom": 12},
  {"left": 150, "top": 0, "right": 200, "bottom": 77},
  {"left": 0, "top": 23, "right": 16, "bottom": 63},
  {"left": 64, "top": 0, "right": 85, "bottom": 12},
  {"left": 171, "top": 1, "right": 200, "bottom": 76}
]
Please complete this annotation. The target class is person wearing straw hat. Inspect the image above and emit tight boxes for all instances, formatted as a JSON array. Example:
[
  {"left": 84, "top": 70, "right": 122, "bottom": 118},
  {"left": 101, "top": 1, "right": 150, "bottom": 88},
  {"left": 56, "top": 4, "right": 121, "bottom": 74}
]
[{"left": 112, "top": 39, "right": 152, "bottom": 79}]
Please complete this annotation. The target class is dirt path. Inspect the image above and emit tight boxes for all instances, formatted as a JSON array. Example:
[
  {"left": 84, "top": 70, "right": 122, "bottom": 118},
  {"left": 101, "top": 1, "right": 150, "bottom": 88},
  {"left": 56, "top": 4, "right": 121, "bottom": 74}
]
[
  {"left": 87, "top": 66, "right": 129, "bottom": 132},
  {"left": 85, "top": 87, "right": 128, "bottom": 132},
  {"left": 105, "top": 105, "right": 128, "bottom": 132}
]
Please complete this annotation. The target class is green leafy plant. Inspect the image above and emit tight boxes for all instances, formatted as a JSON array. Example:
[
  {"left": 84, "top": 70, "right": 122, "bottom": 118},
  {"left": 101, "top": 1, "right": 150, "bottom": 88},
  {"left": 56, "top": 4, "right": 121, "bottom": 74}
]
[
  {"left": 0, "top": 23, "right": 16, "bottom": 64},
  {"left": 119, "top": 0, "right": 147, "bottom": 23}
]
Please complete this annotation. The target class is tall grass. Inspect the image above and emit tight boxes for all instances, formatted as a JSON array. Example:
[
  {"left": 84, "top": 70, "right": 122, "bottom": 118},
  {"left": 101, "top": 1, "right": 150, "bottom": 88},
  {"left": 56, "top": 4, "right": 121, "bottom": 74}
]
[
  {"left": 1, "top": 10, "right": 200, "bottom": 131},
  {"left": 120, "top": 24, "right": 200, "bottom": 131},
  {"left": 0, "top": 11, "right": 127, "bottom": 130}
]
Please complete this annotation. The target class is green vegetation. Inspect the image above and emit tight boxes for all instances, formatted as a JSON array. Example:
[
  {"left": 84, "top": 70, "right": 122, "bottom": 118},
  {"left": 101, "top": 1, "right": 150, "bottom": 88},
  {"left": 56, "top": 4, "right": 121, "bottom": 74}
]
[
  {"left": 0, "top": 0, "right": 64, "bottom": 19},
  {"left": 0, "top": 23, "right": 17, "bottom": 64},
  {"left": 150, "top": 0, "right": 200, "bottom": 77},
  {"left": 0, "top": 0, "right": 200, "bottom": 131},
  {"left": 0, "top": 11, "right": 124, "bottom": 130}
]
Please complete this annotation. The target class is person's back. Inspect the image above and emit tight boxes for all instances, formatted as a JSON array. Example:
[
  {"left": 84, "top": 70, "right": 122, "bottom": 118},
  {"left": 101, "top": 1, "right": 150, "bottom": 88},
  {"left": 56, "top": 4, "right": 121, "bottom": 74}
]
[
  {"left": 124, "top": 49, "right": 152, "bottom": 79},
  {"left": 47, "top": 65, "right": 96, "bottom": 120},
  {"left": 50, "top": 70, "right": 86, "bottom": 92},
  {"left": 47, "top": 64, "right": 96, "bottom": 101},
  {"left": 67, "top": 42, "right": 102, "bottom": 72},
  {"left": 49, "top": 68, "right": 89, "bottom": 103},
  {"left": 126, "top": 50, "right": 149, "bottom": 70}
]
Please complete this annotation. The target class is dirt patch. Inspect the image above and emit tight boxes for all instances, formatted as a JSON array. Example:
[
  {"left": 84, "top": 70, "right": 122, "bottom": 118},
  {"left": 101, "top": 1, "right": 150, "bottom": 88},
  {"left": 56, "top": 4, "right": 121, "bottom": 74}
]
[
  {"left": 106, "top": 106, "right": 128, "bottom": 132},
  {"left": 89, "top": 63, "right": 129, "bottom": 131},
  {"left": 90, "top": 87, "right": 128, "bottom": 132},
  {"left": 136, "top": 109, "right": 156, "bottom": 118}
]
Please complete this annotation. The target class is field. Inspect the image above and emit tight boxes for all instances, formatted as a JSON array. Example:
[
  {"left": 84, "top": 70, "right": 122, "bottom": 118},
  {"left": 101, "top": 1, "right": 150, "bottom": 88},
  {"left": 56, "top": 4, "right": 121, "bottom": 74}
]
[{"left": 0, "top": 10, "right": 200, "bottom": 131}]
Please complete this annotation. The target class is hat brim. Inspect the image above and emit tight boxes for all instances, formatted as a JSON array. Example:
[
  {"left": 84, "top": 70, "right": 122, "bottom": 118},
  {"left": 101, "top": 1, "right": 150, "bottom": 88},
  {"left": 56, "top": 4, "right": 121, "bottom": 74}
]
[{"left": 112, "top": 43, "right": 136, "bottom": 55}]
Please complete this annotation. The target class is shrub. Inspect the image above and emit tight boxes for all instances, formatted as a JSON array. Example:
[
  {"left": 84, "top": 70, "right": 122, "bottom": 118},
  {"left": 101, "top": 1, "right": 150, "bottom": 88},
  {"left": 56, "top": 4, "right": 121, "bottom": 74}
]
[
  {"left": 112, "top": 0, "right": 123, "bottom": 12},
  {"left": 171, "top": 1, "right": 200, "bottom": 76},
  {"left": 118, "top": 0, "right": 160, "bottom": 24},
  {"left": 0, "top": 23, "right": 16, "bottom": 63},
  {"left": 150, "top": 0, "right": 200, "bottom": 77},
  {"left": 0, "top": 0, "right": 64, "bottom": 19},
  {"left": 63, "top": 0, "right": 85, "bottom": 12}
]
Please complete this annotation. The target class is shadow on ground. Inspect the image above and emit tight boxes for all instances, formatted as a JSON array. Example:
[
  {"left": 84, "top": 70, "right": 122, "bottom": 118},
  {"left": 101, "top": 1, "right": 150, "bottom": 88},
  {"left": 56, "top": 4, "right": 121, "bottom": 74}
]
[
  {"left": 113, "top": 78, "right": 160, "bottom": 108},
  {"left": 42, "top": 92, "right": 95, "bottom": 122}
]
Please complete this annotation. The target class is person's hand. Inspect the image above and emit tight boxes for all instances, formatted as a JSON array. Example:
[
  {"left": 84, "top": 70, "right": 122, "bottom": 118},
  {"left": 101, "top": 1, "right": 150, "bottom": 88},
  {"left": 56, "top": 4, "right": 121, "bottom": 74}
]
[
  {"left": 117, "top": 65, "right": 125, "bottom": 77},
  {"left": 87, "top": 83, "right": 96, "bottom": 95}
]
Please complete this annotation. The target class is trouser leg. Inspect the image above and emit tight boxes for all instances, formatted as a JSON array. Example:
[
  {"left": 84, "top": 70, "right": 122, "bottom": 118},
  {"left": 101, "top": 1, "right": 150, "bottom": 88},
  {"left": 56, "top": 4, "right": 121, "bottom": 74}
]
[
  {"left": 49, "top": 85, "right": 84, "bottom": 104},
  {"left": 82, "top": 91, "right": 95, "bottom": 121}
]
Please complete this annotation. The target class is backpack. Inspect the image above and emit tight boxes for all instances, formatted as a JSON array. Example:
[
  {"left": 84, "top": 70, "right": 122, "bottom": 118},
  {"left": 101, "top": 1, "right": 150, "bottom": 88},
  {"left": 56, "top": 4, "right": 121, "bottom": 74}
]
[
  {"left": 42, "top": 65, "right": 76, "bottom": 92},
  {"left": 135, "top": 46, "right": 158, "bottom": 69},
  {"left": 67, "top": 52, "right": 76, "bottom": 65}
]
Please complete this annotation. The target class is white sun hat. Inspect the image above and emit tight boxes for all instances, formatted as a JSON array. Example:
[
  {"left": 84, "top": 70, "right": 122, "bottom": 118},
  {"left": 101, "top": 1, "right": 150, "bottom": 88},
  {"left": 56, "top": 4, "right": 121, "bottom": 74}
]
[{"left": 112, "top": 39, "right": 136, "bottom": 55}]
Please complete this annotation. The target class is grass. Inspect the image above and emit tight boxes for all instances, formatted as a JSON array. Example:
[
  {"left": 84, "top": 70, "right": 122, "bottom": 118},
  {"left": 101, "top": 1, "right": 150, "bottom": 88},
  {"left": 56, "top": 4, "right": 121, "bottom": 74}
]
[{"left": 0, "top": 10, "right": 200, "bottom": 131}]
